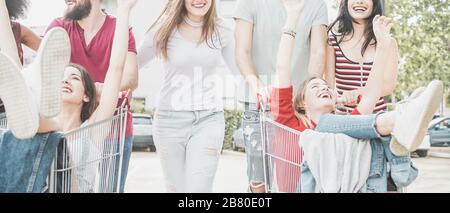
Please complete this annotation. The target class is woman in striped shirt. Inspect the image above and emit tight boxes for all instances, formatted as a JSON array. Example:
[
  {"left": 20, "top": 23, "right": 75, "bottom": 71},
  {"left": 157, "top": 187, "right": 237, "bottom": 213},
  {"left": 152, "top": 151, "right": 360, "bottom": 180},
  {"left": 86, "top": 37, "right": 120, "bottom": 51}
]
[{"left": 325, "top": 0, "right": 399, "bottom": 114}]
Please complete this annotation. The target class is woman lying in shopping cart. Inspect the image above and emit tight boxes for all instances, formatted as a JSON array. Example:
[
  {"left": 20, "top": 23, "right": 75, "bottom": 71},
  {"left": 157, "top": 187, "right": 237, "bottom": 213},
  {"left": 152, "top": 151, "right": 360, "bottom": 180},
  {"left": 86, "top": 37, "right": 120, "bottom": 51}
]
[
  {"left": 0, "top": 0, "right": 137, "bottom": 193},
  {"left": 268, "top": 0, "right": 443, "bottom": 193}
]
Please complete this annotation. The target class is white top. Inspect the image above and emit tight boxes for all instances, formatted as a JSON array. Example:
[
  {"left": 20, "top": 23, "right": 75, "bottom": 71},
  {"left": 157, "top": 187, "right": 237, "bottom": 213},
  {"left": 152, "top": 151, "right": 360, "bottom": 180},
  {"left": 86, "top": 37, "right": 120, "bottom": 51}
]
[
  {"left": 300, "top": 130, "right": 372, "bottom": 193},
  {"left": 138, "top": 20, "right": 239, "bottom": 111}
]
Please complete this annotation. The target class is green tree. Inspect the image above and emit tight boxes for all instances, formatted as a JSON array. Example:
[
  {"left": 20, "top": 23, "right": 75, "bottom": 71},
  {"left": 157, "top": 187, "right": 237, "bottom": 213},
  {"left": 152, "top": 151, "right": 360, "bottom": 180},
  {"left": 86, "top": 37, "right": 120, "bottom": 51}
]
[
  {"left": 386, "top": 0, "right": 449, "bottom": 99},
  {"left": 223, "top": 110, "right": 242, "bottom": 150}
]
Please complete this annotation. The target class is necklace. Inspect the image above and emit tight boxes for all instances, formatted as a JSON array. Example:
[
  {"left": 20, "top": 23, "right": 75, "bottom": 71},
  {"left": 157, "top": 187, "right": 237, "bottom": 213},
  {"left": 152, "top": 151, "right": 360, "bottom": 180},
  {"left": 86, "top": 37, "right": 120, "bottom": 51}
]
[{"left": 184, "top": 16, "right": 203, "bottom": 28}]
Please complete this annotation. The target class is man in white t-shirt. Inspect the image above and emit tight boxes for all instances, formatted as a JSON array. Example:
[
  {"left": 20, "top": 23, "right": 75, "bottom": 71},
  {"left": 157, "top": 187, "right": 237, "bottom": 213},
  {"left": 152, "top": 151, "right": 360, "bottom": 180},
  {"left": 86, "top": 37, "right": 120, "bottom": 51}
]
[{"left": 233, "top": 0, "right": 328, "bottom": 193}]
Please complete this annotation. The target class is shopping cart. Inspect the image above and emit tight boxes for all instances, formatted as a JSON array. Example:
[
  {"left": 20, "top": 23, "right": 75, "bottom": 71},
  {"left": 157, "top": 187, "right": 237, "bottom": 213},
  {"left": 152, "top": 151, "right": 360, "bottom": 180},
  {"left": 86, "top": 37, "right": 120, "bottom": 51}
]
[
  {"left": 48, "top": 95, "right": 129, "bottom": 193},
  {"left": 0, "top": 95, "right": 129, "bottom": 193},
  {"left": 259, "top": 106, "right": 407, "bottom": 193},
  {"left": 260, "top": 109, "right": 304, "bottom": 193}
]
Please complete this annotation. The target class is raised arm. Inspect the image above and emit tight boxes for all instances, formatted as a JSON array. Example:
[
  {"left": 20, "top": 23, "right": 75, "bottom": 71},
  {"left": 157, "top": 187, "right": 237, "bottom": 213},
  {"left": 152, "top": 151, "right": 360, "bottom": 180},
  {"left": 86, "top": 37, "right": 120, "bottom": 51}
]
[
  {"left": 88, "top": 0, "right": 136, "bottom": 124},
  {"left": 119, "top": 52, "right": 138, "bottom": 91},
  {"left": 324, "top": 44, "right": 336, "bottom": 88},
  {"left": 356, "top": 15, "right": 396, "bottom": 115},
  {"left": 0, "top": 0, "right": 21, "bottom": 67},
  {"left": 308, "top": 26, "right": 327, "bottom": 79},
  {"left": 274, "top": 0, "right": 305, "bottom": 88}
]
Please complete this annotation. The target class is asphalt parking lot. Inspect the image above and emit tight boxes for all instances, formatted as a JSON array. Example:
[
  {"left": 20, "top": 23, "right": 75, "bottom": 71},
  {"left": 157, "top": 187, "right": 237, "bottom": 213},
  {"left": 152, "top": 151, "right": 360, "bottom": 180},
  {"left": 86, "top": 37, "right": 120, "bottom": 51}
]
[{"left": 126, "top": 149, "right": 450, "bottom": 193}]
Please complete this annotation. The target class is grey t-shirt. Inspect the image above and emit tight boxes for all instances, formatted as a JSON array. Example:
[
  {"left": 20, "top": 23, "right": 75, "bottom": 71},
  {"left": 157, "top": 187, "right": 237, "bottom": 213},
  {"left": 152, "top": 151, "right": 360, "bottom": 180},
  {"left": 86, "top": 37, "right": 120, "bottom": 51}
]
[{"left": 233, "top": 0, "right": 328, "bottom": 103}]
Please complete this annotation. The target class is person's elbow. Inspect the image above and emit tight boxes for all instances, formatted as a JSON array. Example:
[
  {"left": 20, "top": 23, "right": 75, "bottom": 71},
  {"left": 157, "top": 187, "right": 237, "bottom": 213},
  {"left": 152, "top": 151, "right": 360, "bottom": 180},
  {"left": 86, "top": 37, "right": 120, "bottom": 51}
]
[
  {"left": 235, "top": 49, "right": 248, "bottom": 67},
  {"left": 127, "top": 75, "right": 139, "bottom": 91},
  {"left": 125, "top": 69, "right": 139, "bottom": 91},
  {"left": 123, "top": 53, "right": 139, "bottom": 91}
]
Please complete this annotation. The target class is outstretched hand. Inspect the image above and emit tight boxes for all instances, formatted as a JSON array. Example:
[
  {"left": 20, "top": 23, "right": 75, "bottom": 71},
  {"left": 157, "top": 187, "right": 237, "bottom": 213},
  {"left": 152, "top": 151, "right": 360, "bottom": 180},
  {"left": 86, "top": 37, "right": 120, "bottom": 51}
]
[{"left": 373, "top": 15, "right": 393, "bottom": 46}]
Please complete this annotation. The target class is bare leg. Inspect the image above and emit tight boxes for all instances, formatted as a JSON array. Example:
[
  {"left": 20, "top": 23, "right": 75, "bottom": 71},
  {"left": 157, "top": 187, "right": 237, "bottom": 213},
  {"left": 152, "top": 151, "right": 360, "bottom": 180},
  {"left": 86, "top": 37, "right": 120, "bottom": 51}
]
[
  {"left": 38, "top": 116, "right": 60, "bottom": 133},
  {"left": 375, "top": 112, "right": 395, "bottom": 137}
]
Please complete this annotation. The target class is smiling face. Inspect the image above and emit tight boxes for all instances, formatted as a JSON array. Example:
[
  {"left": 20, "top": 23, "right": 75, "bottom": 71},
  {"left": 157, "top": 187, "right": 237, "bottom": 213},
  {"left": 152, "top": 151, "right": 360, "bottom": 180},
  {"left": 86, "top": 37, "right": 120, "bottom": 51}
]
[
  {"left": 61, "top": 66, "right": 89, "bottom": 106},
  {"left": 64, "top": 0, "right": 92, "bottom": 21},
  {"left": 184, "top": 0, "right": 212, "bottom": 20},
  {"left": 62, "top": 64, "right": 97, "bottom": 122},
  {"left": 297, "top": 78, "right": 336, "bottom": 115},
  {"left": 347, "top": 0, "right": 374, "bottom": 22}
]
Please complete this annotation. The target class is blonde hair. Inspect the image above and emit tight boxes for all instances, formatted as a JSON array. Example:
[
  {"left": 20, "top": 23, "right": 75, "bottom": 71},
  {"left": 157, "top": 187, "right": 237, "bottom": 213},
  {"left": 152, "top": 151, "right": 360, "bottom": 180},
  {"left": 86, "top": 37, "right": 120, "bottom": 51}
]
[
  {"left": 148, "top": 0, "right": 221, "bottom": 59},
  {"left": 293, "top": 77, "right": 321, "bottom": 129}
]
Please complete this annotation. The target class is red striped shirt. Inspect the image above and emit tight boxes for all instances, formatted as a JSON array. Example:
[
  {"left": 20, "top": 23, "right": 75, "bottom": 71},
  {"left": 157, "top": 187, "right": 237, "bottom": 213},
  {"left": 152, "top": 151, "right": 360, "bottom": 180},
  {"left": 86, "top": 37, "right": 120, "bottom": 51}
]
[{"left": 329, "top": 35, "right": 387, "bottom": 114}]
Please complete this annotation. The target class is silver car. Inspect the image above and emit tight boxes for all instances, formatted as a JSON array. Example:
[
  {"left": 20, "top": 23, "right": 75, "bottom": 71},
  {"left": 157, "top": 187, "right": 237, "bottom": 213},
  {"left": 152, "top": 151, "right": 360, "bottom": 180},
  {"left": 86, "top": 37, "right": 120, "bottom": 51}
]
[{"left": 132, "top": 113, "right": 155, "bottom": 152}]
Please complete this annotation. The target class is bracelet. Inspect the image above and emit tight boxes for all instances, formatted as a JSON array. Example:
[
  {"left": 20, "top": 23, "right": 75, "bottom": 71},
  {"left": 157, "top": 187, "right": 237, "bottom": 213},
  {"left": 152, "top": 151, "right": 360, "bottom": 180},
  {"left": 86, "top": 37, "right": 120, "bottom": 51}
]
[{"left": 283, "top": 30, "right": 297, "bottom": 38}]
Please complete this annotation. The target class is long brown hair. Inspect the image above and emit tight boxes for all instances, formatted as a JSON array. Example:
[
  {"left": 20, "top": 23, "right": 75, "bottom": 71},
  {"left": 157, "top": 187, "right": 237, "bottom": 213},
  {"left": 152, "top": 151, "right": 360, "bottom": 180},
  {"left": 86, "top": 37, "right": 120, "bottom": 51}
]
[
  {"left": 293, "top": 77, "right": 321, "bottom": 129},
  {"left": 328, "top": 0, "right": 384, "bottom": 56},
  {"left": 148, "top": 0, "right": 221, "bottom": 59},
  {"left": 67, "top": 63, "right": 97, "bottom": 123}
]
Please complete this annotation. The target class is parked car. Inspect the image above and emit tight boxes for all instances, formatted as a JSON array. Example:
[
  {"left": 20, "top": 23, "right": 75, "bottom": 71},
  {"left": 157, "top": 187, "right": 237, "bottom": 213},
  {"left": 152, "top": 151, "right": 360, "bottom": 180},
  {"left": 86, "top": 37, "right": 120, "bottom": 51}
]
[
  {"left": 428, "top": 116, "right": 450, "bottom": 147},
  {"left": 415, "top": 116, "right": 450, "bottom": 157},
  {"left": 132, "top": 113, "right": 155, "bottom": 152},
  {"left": 232, "top": 123, "right": 245, "bottom": 151}
]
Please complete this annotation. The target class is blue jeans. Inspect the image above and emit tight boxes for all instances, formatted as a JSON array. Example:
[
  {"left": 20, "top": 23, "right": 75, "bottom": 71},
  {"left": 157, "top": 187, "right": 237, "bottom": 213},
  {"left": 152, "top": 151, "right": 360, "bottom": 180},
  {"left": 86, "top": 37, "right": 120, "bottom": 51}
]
[
  {"left": 242, "top": 103, "right": 265, "bottom": 185},
  {"left": 300, "top": 113, "right": 418, "bottom": 193},
  {"left": 0, "top": 130, "right": 62, "bottom": 193},
  {"left": 119, "top": 136, "right": 133, "bottom": 193}
]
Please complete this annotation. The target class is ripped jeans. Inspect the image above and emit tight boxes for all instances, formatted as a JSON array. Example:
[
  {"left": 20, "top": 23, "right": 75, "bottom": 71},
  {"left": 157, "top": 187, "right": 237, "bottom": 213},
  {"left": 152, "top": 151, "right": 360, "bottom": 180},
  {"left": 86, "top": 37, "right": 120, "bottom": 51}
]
[
  {"left": 153, "top": 109, "right": 225, "bottom": 193},
  {"left": 242, "top": 103, "right": 265, "bottom": 185}
]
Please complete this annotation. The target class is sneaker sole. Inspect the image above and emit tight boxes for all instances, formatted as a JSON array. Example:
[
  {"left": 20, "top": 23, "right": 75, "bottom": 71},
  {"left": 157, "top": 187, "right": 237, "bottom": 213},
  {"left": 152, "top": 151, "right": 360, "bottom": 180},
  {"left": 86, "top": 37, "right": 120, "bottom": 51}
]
[
  {"left": 391, "top": 81, "right": 444, "bottom": 156},
  {"left": 0, "top": 53, "right": 39, "bottom": 139},
  {"left": 39, "top": 28, "right": 71, "bottom": 118}
]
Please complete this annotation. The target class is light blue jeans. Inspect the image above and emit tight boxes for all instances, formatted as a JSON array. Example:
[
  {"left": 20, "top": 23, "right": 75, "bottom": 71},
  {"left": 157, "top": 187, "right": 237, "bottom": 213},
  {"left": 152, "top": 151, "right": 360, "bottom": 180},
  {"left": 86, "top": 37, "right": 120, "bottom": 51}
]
[
  {"left": 299, "top": 113, "right": 418, "bottom": 193},
  {"left": 242, "top": 103, "right": 265, "bottom": 185},
  {"left": 153, "top": 109, "right": 225, "bottom": 193},
  {"left": 0, "top": 130, "right": 62, "bottom": 193}
]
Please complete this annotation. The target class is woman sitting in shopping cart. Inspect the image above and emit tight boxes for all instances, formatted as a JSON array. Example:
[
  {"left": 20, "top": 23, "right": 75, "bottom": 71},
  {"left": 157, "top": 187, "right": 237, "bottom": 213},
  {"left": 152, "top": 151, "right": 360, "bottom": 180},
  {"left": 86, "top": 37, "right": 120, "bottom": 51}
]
[
  {"left": 269, "top": 0, "right": 443, "bottom": 193},
  {"left": 0, "top": 0, "right": 136, "bottom": 193}
]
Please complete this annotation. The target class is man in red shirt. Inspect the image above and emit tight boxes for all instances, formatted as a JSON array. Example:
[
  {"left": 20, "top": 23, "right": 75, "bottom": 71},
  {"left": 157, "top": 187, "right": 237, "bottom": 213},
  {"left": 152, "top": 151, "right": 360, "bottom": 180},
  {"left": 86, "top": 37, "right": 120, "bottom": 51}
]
[{"left": 46, "top": 0, "right": 138, "bottom": 193}]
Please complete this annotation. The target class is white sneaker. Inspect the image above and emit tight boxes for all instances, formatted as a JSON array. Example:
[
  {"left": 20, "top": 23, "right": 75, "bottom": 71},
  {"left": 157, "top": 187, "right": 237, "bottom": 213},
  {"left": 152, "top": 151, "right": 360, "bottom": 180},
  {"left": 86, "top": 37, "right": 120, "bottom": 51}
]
[
  {"left": 0, "top": 53, "right": 39, "bottom": 139},
  {"left": 390, "top": 81, "right": 444, "bottom": 156},
  {"left": 396, "top": 87, "right": 426, "bottom": 105},
  {"left": 23, "top": 27, "right": 71, "bottom": 118}
]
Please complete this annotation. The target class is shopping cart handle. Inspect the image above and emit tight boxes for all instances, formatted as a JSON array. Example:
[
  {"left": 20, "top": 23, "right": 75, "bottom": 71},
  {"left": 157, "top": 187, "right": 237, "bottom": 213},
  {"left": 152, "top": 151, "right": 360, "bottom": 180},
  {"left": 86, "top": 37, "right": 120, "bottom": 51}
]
[{"left": 119, "top": 89, "right": 131, "bottom": 109}]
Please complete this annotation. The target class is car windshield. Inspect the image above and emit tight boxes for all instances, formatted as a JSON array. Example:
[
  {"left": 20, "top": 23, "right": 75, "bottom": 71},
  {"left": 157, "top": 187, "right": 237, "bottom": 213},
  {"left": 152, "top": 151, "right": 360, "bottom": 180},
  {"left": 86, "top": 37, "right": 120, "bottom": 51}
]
[
  {"left": 430, "top": 117, "right": 449, "bottom": 128},
  {"left": 133, "top": 117, "right": 152, "bottom": 125}
]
